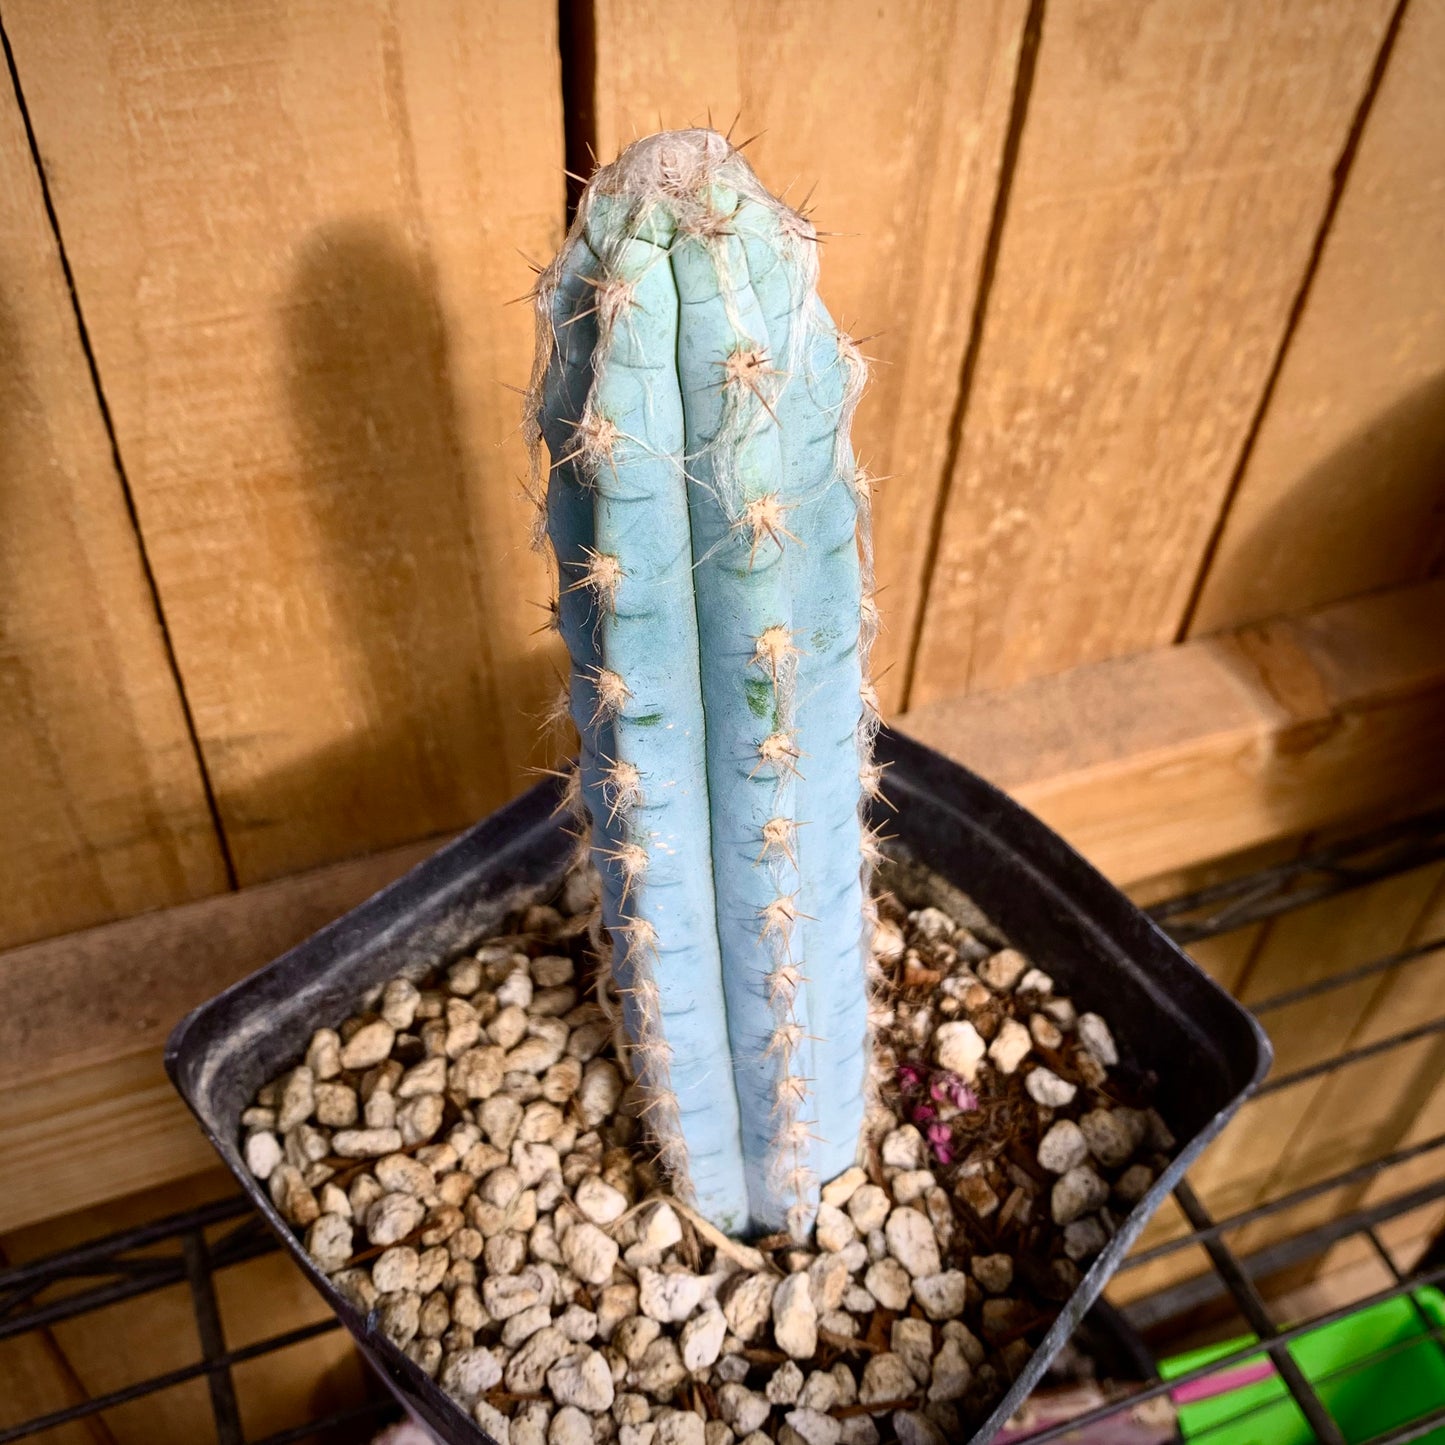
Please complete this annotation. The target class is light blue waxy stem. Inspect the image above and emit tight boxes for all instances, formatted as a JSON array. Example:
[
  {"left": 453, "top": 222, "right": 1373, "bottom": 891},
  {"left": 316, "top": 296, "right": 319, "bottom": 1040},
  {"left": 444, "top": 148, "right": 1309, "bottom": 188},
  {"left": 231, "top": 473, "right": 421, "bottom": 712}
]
[{"left": 526, "top": 130, "right": 877, "bottom": 1238}]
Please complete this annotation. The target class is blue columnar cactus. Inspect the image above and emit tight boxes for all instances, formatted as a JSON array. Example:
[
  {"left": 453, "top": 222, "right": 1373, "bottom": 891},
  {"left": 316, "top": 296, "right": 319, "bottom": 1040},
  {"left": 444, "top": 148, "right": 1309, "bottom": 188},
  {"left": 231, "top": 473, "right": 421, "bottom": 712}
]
[{"left": 526, "top": 130, "right": 880, "bottom": 1238}]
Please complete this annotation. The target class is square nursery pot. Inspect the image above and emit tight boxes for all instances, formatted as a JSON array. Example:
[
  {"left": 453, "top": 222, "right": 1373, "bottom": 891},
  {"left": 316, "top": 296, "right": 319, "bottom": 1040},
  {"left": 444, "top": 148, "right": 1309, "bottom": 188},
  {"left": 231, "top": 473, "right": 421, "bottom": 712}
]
[{"left": 167, "top": 724, "right": 1270, "bottom": 1444}]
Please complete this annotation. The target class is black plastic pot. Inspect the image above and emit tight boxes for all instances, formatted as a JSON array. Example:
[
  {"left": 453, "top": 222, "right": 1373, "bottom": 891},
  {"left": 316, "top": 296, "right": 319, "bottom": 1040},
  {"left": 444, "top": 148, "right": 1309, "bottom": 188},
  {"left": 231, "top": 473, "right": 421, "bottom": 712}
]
[{"left": 166, "top": 725, "right": 1270, "bottom": 1444}]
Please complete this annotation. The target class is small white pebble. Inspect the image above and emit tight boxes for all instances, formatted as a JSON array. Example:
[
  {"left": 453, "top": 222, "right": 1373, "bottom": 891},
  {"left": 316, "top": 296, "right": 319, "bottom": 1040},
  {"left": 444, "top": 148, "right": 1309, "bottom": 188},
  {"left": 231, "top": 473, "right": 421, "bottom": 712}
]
[
  {"left": 987, "top": 1017, "right": 1032, "bottom": 1074},
  {"left": 821, "top": 1166, "right": 868, "bottom": 1209},
  {"left": 245, "top": 1130, "right": 282, "bottom": 1180},
  {"left": 814, "top": 1203, "right": 857, "bottom": 1252},
  {"left": 575, "top": 1174, "right": 628, "bottom": 1225},
  {"left": 847, "top": 1185, "right": 889, "bottom": 1234},
  {"left": 933, "top": 1020, "right": 986, "bottom": 1081},
  {"left": 340, "top": 1019, "right": 395, "bottom": 1070},
  {"left": 1078, "top": 1012, "right": 1118, "bottom": 1066},
  {"left": 1024, "top": 1067, "right": 1077, "bottom": 1108},
  {"left": 978, "top": 948, "right": 1028, "bottom": 992},
  {"left": 1037, "top": 1119, "right": 1089, "bottom": 1173}
]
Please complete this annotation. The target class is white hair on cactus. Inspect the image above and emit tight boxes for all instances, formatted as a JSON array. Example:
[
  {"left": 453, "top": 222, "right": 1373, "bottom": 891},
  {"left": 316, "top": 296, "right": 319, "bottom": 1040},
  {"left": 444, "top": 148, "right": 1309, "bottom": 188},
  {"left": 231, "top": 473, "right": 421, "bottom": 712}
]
[{"left": 566, "top": 546, "right": 624, "bottom": 612}]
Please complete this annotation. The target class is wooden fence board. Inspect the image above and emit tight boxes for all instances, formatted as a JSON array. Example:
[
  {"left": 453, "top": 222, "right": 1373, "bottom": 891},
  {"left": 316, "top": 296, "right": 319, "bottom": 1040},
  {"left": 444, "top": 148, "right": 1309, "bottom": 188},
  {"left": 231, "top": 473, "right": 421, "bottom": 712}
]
[
  {"left": 1, "top": 1171, "right": 236, "bottom": 1445},
  {"left": 0, "top": 64, "right": 228, "bottom": 951},
  {"left": 1320, "top": 878, "right": 1445, "bottom": 1275},
  {"left": 0, "top": 1331, "right": 109, "bottom": 1445},
  {"left": 1109, "top": 861, "right": 1445, "bottom": 1305},
  {"left": 1190, "top": 0, "right": 1445, "bottom": 632},
  {"left": 587, "top": 0, "right": 1030, "bottom": 709},
  {"left": 0, "top": 834, "right": 445, "bottom": 1233},
  {"left": 904, "top": 578, "right": 1445, "bottom": 885},
  {"left": 1190, "top": 862, "right": 1445, "bottom": 1226},
  {"left": 910, "top": 0, "right": 1397, "bottom": 703},
  {"left": 3, "top": 0, "right": 567, "bottom": 885}
]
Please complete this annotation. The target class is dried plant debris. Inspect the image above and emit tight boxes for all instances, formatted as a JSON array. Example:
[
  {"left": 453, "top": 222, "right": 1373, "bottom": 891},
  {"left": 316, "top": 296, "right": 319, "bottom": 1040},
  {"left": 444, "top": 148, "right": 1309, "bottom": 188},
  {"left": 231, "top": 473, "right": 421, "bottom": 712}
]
[{"left": 243, "top": 869, "right": 1172, "bottom": 1444}]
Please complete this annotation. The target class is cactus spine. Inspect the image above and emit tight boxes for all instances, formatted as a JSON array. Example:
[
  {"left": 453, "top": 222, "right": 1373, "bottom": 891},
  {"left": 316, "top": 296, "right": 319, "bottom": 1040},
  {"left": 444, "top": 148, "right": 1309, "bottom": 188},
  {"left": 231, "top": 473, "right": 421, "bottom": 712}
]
[{"left": 526, "top": 130, "right": 878, "bottom": 1237}]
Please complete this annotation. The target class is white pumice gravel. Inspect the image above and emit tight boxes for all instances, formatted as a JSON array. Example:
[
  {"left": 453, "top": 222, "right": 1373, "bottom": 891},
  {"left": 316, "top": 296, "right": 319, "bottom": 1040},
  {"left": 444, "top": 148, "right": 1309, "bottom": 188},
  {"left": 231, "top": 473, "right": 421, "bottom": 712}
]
[
  {"left": 242, "top": 871, "right": 1170, "bottom": 1441},
  {"left": 1036, "top": 1118, "right": 1089, "bottom": 1174}
]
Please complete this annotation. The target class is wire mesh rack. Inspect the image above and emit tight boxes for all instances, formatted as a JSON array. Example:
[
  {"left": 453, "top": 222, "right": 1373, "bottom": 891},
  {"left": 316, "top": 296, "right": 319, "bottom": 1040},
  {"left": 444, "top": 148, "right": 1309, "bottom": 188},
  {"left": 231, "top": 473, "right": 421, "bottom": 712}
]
[{"left": 3, "top": 809, "right": 1444, "bottom": 1445}]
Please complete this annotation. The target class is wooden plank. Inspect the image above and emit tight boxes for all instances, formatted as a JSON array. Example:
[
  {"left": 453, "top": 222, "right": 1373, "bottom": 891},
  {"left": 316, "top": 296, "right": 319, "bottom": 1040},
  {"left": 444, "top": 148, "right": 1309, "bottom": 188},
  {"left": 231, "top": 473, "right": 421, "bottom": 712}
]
[
  {"left": 0, "top": 1330, "right": 113, "bottom": 1445},
  {"left": 0, "top": 834, "right": 447, "bottom": 1091},
  {"left": 3, "top": 0, "right": 567, "bottom": 885},
  {"left": 0, "top": 54, "right": 228, "bottom": 950},
  {"left": 1114, "top": 860, "right": 1445, "bottom": 1305},
  {"left": 1189, "top": 0, "right": 1445, "bottom": 632},
  {"left": 1322, "top": 878, "right": 1445, "bottom": 1271},
  {"left": 587, "top": 0, "right": 1030, "bottom": 708},
  {"left": 1187, "top": 862, "right": 1445, "bottom": 1230},
  {"left": 223, "top": 1253, "right": 370, "bottom": 1440},
  {"left": 2, "top": 1171, "right": 243, "bottom": 1445},
  {"left": 0, "top": 1051, "right": 226, "bottom": 1234},
  {"left": 1251, "top": 882, "right": 1445, "bottom": 1218},
  {"left": 903, "top": 578, "right": 1445, "bottom": 886},
  {"left": 0, "top": 834, "right": 445, "bottom": 1232},
  {"left": 0, "top": 1168, "right": 371, "bottom": 1441},
  {"left": 909, "top": 0, "right": 1397, "bottom": 703}
]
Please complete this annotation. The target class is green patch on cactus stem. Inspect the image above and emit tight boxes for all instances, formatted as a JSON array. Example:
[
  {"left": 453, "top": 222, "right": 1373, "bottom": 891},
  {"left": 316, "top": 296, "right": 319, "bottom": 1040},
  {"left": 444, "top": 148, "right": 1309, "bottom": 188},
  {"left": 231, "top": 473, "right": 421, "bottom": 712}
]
[{"left": 744, "top": 677, "right": 776, "bottom": 722}]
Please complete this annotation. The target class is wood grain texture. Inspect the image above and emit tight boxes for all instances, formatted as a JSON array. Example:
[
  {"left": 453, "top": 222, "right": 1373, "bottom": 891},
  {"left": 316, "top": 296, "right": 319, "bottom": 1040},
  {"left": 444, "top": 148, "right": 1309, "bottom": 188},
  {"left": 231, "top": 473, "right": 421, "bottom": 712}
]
[
  {"left": 904, "top": 578, "right": 1445, "bottom": 885},
  {"left": 0, "top": 1169, "right": 371, "bottom": 1443},
  {"left": 0, "top": 1330, "right": 111, "bottom": 1445},
  {"left": 587, "top": 0, "right": 1030, "bottom": 709},
  {"left": 1190, "top": 0, "right": 1445, "bottom": 631},
  {"left": 3, "top": 0, "right": 567, "bottom": 884},
  {"left": 1189, "top": 861, "right": 1445, "bottom": 1228},
  {"left": 0, "top": 1051, "right": 221, "bottom": 1234},
  {"left": 1270, "top": 874, "right": 1445, "bottom": 1268},
  {"left": 0, "top": 63, "right": 228, "bottom": 949},
  {"left": 1113, "top": 854, "right": 1445, "bottom": 1306},
  {"left": 0, "top": 834, "right": 447, "bottom": 1092},
  {"left": 910, "top": 0, "right": 1397, "bottom": 702},
  {"left": 0, "top": 1174, "right": 231, "bottom": 1445},
  {"left": 0, "top": 833, "right": 445, "bottom": 1232}
]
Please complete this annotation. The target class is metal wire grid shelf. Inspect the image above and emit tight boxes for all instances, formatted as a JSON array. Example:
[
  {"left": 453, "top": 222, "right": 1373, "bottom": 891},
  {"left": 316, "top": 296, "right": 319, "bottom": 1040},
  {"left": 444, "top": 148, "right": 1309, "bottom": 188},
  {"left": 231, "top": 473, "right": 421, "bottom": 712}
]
[{"left": 2, "top": 810, "right": 1443, "bottom": 1445}]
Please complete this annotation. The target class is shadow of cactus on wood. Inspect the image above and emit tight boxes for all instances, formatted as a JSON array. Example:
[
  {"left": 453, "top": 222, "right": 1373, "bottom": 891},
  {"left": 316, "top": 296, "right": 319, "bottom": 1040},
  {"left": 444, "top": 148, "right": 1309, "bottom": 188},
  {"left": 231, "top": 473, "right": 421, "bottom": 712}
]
[{"left": 201, "top": 220, "right": 564, "bottom": 886}]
